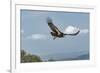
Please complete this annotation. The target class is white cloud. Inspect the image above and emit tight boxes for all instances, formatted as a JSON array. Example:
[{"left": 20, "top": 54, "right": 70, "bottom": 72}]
[
  {"left": 64, "top": 26, "right": 79, "bottom": 34},
  {"left": 64, "top": 26, "right": 89, "bottom": 34},
  {"left": 27, "top": 34, "right": 49, "bottom": 40},
  {"left": 80, "top": 29, "right": 89, "bottom": 34}
]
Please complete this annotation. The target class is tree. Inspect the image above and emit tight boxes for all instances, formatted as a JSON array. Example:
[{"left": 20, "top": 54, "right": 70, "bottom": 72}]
[{"left": 21, "top": 50, "right": 42, "bottom": 63}]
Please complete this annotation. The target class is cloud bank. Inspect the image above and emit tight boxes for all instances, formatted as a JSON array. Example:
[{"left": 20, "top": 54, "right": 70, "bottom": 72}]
[
  {"left": 80, "top": 29, "right": 89, "bottom": 34},
  {"left": 27, "top": 34, "right": 49, "bottom": 40},
  {"left": 26, "top": 26, "right": 89, "bottom": 40},
  {"left": 64, "top": 26, "right": 89, "bottom": 34},
  {"left": 31, "top": 34, "right": 47, "bottom": 40}
]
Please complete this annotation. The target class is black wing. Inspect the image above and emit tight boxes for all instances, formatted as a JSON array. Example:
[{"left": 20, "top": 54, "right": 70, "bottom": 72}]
[{"left": 47, "top": 17, "right": 62, "bottom": 35}]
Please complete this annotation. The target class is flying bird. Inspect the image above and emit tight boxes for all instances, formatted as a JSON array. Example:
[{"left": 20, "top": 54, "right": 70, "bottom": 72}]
[{"left": 47, "top": 17, "right": 80, "bottom": 40}]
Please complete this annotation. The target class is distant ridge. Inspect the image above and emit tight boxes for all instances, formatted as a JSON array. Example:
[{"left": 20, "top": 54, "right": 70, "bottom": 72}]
[{"left": 41, "top": 51, "right": 89, "bottom": 61}]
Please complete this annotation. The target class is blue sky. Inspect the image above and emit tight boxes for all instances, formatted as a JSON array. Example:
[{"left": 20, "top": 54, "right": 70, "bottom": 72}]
[{"left": 20, "top": 10, "right": 90, "bottom": 61}]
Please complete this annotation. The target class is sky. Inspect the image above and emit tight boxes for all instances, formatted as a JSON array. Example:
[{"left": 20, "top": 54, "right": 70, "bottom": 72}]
[{"left": 20, "top": 9, "right": 90, "bottom": 61}]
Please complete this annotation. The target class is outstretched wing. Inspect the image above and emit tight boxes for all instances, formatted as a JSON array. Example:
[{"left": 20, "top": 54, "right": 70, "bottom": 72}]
[
  {"left": 47, "top": 17, "right": 62, "bottom": 35},
  {"left": 64, "top": 30, "right": 80, "bottom": 36}
]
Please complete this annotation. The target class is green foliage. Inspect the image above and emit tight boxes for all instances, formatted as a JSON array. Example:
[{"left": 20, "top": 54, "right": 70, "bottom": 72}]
[{"left": 21, "top": 50, "right": 42, "bottom": 63}]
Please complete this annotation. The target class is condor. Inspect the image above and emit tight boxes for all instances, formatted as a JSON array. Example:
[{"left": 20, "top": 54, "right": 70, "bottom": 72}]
[{"left": 47, "top": 17, "right": 80, "bottom": 40}]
